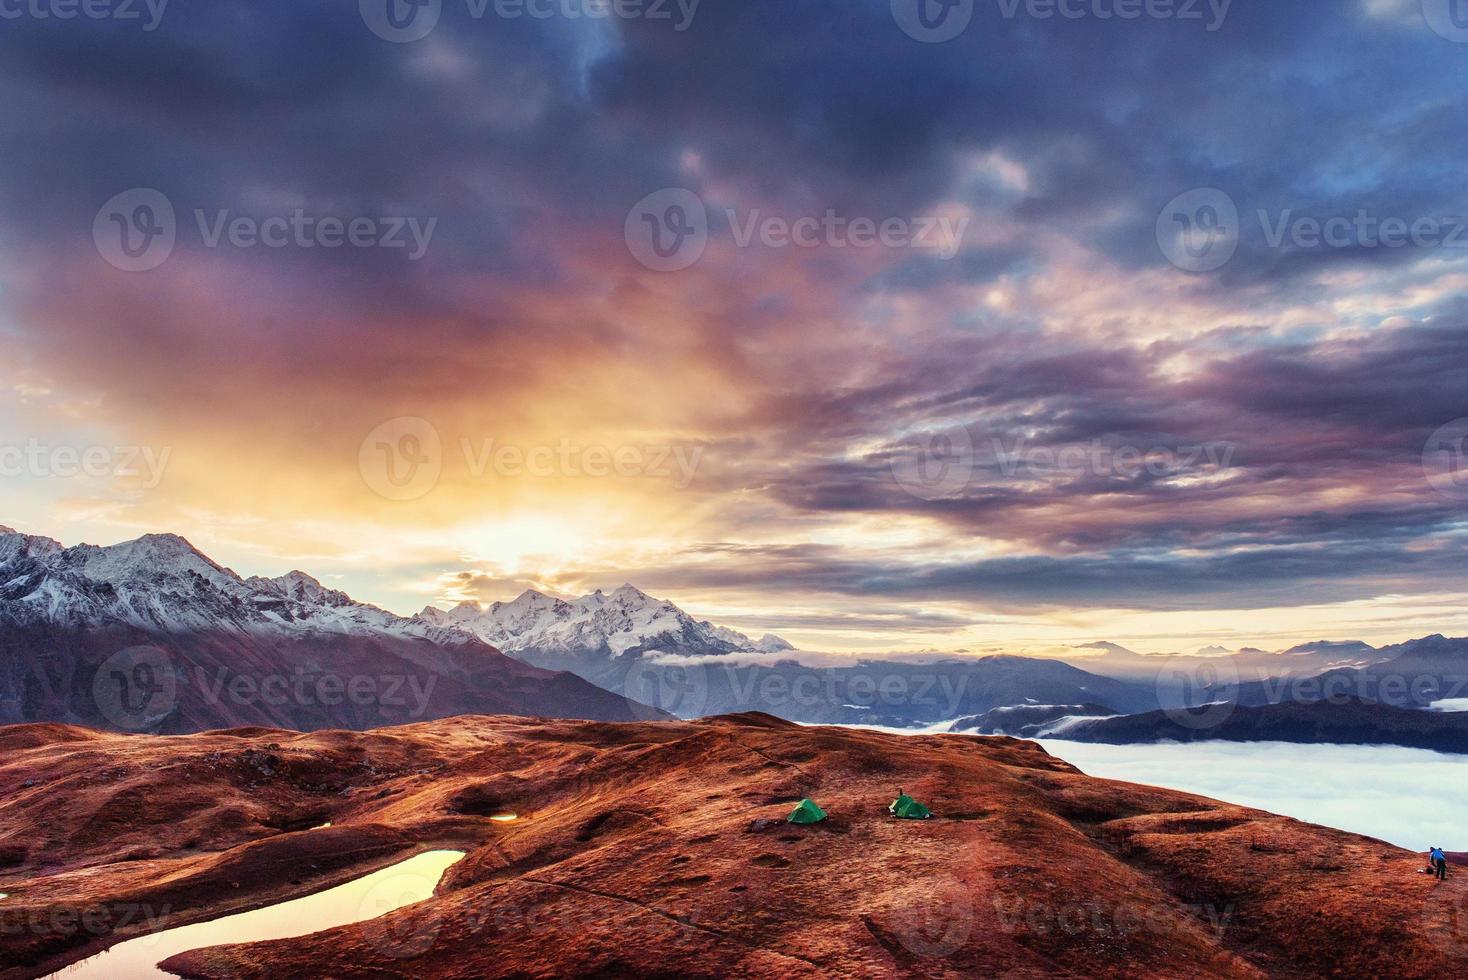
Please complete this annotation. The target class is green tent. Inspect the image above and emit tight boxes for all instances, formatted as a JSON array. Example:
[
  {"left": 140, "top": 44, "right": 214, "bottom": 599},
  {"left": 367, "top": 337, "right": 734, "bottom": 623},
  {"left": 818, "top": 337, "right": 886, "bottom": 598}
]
[
  {"left": 787, "top": 798, "right": 828, "bottom": 825},
  {"left": 890, "top": 790, "right": 933, "bottom": 820}
]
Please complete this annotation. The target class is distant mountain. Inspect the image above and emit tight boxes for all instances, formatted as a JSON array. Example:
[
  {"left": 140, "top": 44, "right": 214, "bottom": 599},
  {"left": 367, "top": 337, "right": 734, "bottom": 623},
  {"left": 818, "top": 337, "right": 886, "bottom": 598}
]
[
  {"left": 416, "top": 585, "right": 794, "bottom": 661},
  {"left": 1070, "top": 639, "right": 1387, "bottom": 688},
  {"left": 1234, "top": 634, "right": 1468, "bottom": 710},
  {"left": 1052, "top": 698, "right": 1468, "bottom": 754},
  {"left": 524, "top": 648, "right": 1160, "bottom": 726},
  {"left": 0, "top": 526, "right": 659, "bottom": 732}
]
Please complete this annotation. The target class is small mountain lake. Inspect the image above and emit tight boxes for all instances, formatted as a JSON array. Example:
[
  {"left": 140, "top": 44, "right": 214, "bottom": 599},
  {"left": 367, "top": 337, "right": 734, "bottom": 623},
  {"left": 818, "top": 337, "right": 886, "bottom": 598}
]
[{"left": 44, "top": 849, "right": 465, "bottom": 980}]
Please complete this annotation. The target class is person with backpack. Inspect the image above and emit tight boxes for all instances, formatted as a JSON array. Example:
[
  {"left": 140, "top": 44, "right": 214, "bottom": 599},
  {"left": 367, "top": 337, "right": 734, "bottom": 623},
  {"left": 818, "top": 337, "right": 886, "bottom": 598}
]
[{"left": 1430, "top": 846, "right": 1448, "bottom": 881}]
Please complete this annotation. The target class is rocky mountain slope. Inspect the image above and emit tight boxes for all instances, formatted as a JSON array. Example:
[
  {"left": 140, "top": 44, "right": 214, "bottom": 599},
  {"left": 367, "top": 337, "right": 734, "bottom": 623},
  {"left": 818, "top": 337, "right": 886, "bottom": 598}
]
[
  {"left": 0, "top": 527, "right": 655, "bottom": 731},
  {"left": 0, "top": 715, "right": 1463, "bottom": 979}
]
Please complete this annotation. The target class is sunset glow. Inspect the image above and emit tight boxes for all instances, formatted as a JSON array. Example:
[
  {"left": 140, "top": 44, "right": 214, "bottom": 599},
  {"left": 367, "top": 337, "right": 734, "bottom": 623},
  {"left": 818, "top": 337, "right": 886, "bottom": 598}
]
[{"left": 3, "top": 1, "right": 1467, "bottom": 657}]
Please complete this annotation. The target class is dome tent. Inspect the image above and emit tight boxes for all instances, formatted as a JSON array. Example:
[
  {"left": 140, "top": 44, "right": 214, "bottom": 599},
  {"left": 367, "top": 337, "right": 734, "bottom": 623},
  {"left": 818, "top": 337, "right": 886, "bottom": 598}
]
[
  {"left": 787, "top": 798, "right": 828, "bottom": 824},
  {"left": 890, "top": 790, "right": 933, "bottom": 820}
]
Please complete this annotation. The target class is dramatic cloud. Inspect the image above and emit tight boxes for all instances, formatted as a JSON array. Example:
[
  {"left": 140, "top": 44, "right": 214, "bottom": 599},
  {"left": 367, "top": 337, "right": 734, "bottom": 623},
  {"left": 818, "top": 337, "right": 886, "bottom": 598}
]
[{"left": 2, "top": 0, "right": 1466, "bottom": 654}]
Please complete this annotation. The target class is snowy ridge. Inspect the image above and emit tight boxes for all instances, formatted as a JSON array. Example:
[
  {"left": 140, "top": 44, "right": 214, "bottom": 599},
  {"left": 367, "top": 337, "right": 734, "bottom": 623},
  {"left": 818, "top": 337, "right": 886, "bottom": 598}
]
[
  {"left": 416, "top": 585, "right": 794, "bottom": 659},
  {"left": 0, "top": 527, "right": 471, "bottom": 645}
]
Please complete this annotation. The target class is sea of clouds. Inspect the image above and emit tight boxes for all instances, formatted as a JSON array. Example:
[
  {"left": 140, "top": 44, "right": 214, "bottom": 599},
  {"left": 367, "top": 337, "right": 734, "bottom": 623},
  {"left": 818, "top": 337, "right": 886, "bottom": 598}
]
[{"left": 1036, "top": 740, "right": 1467, "bottom": 851}]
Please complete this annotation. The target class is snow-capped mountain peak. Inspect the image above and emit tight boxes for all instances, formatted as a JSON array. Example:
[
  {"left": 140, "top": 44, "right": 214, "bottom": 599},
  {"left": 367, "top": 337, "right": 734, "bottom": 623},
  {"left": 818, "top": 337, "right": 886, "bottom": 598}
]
[
  {"left": 0, "top": 526, "right": 469, "bottom": 644},
  {"left": 416, "top": 585, "right": 794, "bottom": 660}
]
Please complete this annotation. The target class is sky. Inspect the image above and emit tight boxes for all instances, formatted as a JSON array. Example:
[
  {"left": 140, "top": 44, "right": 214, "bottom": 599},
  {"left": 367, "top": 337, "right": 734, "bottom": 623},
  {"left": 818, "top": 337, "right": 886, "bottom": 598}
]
[{"left": 2, "top": 0, "right": 1467, "bottom": 656}]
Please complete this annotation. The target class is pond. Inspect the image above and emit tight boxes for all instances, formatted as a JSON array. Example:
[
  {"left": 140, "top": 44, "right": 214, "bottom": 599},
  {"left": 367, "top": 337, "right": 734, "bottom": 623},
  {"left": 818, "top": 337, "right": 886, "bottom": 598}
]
[{"left": 44, "top": 849, "right": 465, "bottom": 979}]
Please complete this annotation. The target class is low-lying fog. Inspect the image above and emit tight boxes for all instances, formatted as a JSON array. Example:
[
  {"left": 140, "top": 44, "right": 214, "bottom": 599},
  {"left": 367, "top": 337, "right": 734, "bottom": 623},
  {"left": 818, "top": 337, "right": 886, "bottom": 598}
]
[{"left": 1036, "top": 740, "right": 1466, "bottom": 852}]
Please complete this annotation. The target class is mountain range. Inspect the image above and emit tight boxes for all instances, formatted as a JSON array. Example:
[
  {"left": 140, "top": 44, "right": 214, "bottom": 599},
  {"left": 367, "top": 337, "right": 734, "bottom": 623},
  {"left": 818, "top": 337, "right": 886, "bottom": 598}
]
[
  {"left": 416, "top": 586, "right": 794, "bottom": 660},
  {"left": 6, "top": 524, "right": 1467, "bottom": 745},
  {"left": 0, "top": 526, "right": 653, "bottom": 732}
]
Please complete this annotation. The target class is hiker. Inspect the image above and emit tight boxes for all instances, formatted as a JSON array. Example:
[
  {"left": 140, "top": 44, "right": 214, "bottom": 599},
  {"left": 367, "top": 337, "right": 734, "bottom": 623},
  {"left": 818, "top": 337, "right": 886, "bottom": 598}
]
[{"left": 1431, "top": 846, "right": 1448, "bottom": 881}]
